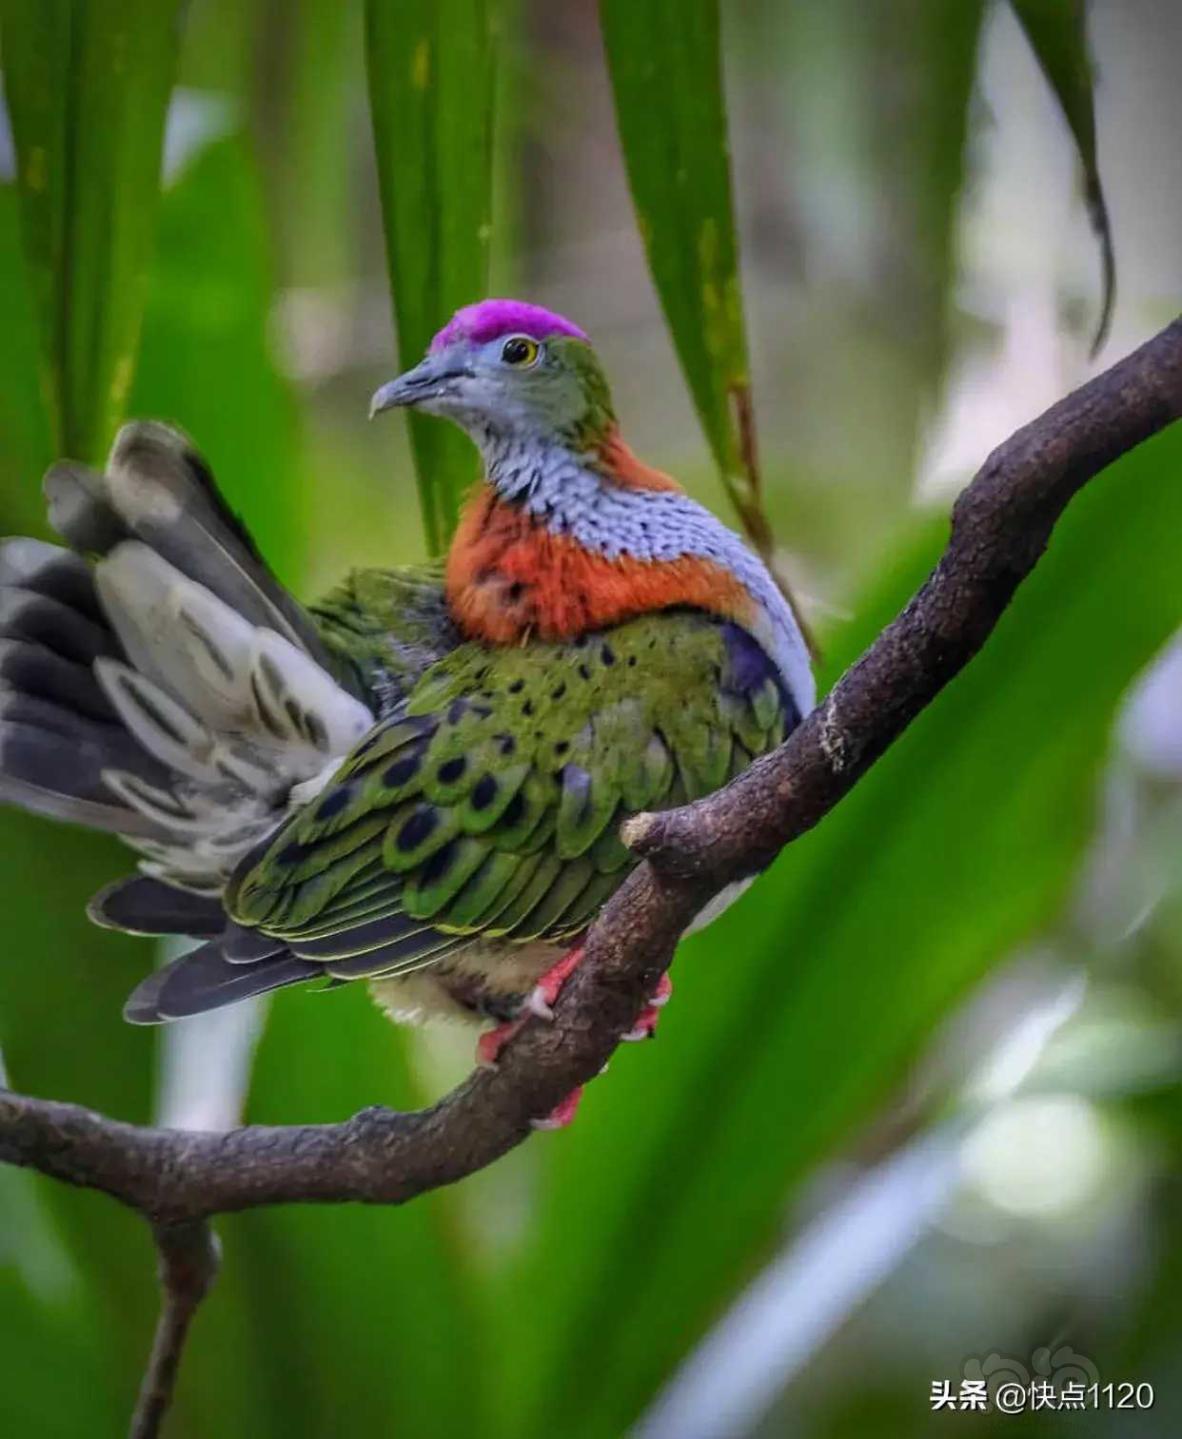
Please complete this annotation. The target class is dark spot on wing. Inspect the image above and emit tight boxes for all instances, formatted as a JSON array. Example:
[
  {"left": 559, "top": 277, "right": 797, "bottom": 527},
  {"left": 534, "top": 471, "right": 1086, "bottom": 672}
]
[
  {"left": 500, "top": 791, "right": 526, "bottom": 828},
  {"left": 420, "top": 840, "right": 456, "bottom": 886},
  {"left": 315, "top": 787, "right": 352, "bottom": 821},
  {"left": 471, "top": 775, "right": 498, "bottom": 811},
  {"left": 397, "top": 805, "right": 437, "bottom": 853},
  {"left": 383, "top": 754, "right": 420, "bottom": 788}
]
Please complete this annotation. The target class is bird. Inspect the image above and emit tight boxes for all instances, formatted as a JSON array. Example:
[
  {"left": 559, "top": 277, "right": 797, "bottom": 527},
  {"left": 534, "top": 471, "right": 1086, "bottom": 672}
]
[{"left": 0, "top": 299, "right": 814, "bottom": 1126}]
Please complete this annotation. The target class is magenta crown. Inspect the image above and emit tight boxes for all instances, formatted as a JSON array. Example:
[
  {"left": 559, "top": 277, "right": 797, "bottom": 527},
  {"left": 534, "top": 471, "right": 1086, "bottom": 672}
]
[{"left": 430, "top": 299, "right": 588, "bottom": 353}]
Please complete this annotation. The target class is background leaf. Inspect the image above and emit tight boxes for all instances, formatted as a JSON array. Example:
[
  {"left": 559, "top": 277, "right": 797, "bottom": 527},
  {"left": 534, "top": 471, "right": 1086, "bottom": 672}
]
[
  {"left": 365, "top": 0, "right": 498, "bottom": 552},
  {"left": 1009, "top": 0, "right": 1114, "bottom": 353},
  {"left": 600, "top": 0, "right": 769, "bottom": 549},
  {"left": 492, "top": 422, "right": 1182, "bottom": 1439},
  {"left": 0, "top": 0, "right": 182, "bottom": 460},
  {"left": 863, "top": 0, "right": 986, "bottom": 412}
]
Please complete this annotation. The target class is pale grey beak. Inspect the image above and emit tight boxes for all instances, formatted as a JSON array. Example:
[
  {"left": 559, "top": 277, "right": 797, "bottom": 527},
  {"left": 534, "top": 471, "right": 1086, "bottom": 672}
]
[{"left": 369, "top": 355, "right": 470, "bottom": 417}]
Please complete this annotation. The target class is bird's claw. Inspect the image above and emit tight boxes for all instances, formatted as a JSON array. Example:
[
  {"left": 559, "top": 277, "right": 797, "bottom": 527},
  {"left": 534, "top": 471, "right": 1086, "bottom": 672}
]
[
  {"left": 475, "top": 1018, "right": 523, "bottom": 1068},
  {"left": 622, "top": 1003, "right": 661, "bottom": 1042},
  {"left": 530, "top": 1086, "right": 584, "bottom": 1131},
  {"left": 475, "top": 964, "right": 673, "bottom": 1136},
  {"left": 621, "top": 973, "right": 673, "bottom": 1042},
  {"left": 525, "top": 945, "right": 585, "bottom": 1021}
]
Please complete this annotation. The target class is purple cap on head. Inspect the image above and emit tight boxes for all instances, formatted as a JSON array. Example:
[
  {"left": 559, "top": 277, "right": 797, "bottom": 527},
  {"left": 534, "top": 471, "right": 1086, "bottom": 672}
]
[{"left": 430, "top": 299, "right": 587, "bottom": 353}]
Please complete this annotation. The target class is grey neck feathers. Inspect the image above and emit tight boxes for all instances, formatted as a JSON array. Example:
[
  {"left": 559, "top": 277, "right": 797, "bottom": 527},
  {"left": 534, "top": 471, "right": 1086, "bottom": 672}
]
[{"left": 472, "top": 425, "right": 815, "bottom": 717}]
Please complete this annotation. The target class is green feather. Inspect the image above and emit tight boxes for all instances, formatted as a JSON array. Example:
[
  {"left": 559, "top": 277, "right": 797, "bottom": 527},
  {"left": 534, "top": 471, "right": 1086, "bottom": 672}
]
[
  {"left": 482, "top": 851, "right": 565, "bottom": 938},
  {"left": 442, "top": 849, "right": 533, "bottom": 931},
  {"left": 227, "top": 604, "right": 797, "bottom": 978},
  {"left": 512, "top": 855, "right": 598, "bottom": 942},
  {"left": 402, "top": 835, "right": 490, "bottom": 918}
]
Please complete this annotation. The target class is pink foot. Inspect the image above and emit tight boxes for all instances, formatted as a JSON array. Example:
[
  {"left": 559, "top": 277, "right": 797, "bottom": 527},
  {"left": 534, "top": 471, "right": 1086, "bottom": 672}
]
[
  {"left": 531, "top": 1085, "right": 584, "bottom": 1131},
  {"left": 475, "top": 1017, "right": 524, "bottom": 1069},
  {"left": 622, "top": 972, "right": 673, "bottom": 1043},
  {"left": 526, "top": 945, "right": 586, "bottom": 1019},
  {"left": 474, "top": 945, "right": 587, "bottom": 1068}
]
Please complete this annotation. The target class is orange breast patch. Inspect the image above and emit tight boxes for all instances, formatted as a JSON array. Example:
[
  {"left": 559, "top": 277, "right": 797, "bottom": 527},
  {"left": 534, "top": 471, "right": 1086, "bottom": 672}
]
[{"left": 446, "top": 485, "right": 755, "bottom": 644}]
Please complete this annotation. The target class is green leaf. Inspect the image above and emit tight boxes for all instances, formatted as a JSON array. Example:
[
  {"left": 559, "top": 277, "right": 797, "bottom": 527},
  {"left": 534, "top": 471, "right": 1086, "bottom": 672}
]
[
  {"left": 495, "top": 423, "right": 1182, "bottom": 1439},
  {"left": 258, "top": 0, "right": 358, "bottom": 289},
  {"left": 130, "top": 135, "right": 303, "bottom": 577},
  {"left": 864, "top": 0, "right": 986, "bottom": 388},
  {"left": 0, "top": 0, "right": 183, "bottom": 461},
  {"left": 365, "top": 0, "right": 498, "bottom": 553},
  {"left": 1010, "top": 0, "right": 1114, "bottom": 354},
  {"left": 0, "top": 184, "right": 51, "bottom": 499},
  {"left": 599, "top": 0, "right": 763, "bottom": 540}
]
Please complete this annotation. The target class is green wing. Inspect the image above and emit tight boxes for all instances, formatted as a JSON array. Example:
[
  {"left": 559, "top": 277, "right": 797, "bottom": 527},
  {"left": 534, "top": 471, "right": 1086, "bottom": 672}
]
[
  {"left": 308, "top": 562, "right": 456, "bottom": 704},
  {"left": 225, "top": 610, "right": 794, "bottom": 980}
]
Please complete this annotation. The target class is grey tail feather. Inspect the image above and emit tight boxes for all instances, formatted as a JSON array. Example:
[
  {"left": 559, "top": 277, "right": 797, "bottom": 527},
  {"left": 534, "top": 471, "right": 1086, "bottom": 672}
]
[
  {"left": 88, "top": 876, "right": 226, "bottom": 938},
  {"left": 123, "top": 941, "right": 322, "bottom": 1024},
  {"left": 44, "top": 421, "right": 353, "bottom": 689},
  {"left": 0, "top": 636, "right": 118, "bottom": 722},
  {"left": 41, "top": 463, "right": 128, "bottom": 554},
  {"left": 220, "top": 921, "right": 289, "bottom": 963},
  {"left": 0, "top": 538, "right": 106, "bottom": 619},
  {"left": 0, "top": 545, "right": 176, "bottom": 837},
  {"left": 0, "top": 424, "right": 373, "bottom": 1003},
  {"left": 0, "top": 421, "right": 356, "bottom": 848}
]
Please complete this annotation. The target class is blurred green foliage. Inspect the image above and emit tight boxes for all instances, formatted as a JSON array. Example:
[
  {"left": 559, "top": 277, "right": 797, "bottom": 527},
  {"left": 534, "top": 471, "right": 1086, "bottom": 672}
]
[
  {"left": 601, "top": 0, "right": 760, "bottom": 527},
  {"left": 0, "top": 2, "right": 1178, "bottom": 1437},
  {"left": 1011, "top": 0, "right": 1114, "bottom": 352},
  {"left": 366, "top": 0, "right": 498, "bottom": 550},
  {"left": 0, "top": 0, "right": 182, "bottom": 460}
]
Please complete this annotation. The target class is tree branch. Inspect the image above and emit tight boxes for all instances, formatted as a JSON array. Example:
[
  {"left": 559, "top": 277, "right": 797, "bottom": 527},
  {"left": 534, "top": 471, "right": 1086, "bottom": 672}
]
[
  {"left": 2, "top": 316, "right": 1182, "bottom": 1430},
  {"left": 130, "top": 1222, "right": 219, "bottom": 1439}
]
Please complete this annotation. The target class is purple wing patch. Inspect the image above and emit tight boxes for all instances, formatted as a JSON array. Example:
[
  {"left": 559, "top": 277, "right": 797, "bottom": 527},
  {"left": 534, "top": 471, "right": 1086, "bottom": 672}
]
[
  {"left": 721, "top": 621, "right": 798, "bottom": 724},
  {"left": 430, "top": 299, "right": 588, "bottom": 353}
]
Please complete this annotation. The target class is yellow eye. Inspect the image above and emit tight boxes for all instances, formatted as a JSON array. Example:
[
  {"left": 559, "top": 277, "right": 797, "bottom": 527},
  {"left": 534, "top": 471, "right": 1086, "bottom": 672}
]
[{"left": 500, "top": 335, "right": 540, "bottom": 367}]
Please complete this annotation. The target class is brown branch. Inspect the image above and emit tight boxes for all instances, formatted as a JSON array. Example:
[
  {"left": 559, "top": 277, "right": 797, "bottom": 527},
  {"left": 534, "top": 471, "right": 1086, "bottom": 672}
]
[
  {"left": 130, "top": 1222, "right": 219, "bottom": 1439},
  {"left": 2, "top": 316, "right": 1182, "bottom": 1431}
]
